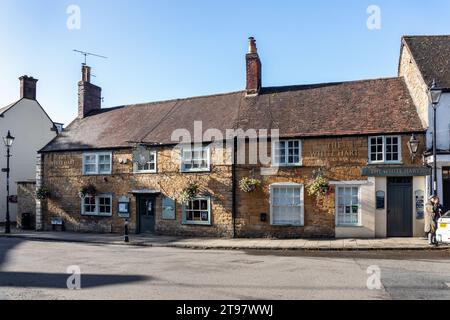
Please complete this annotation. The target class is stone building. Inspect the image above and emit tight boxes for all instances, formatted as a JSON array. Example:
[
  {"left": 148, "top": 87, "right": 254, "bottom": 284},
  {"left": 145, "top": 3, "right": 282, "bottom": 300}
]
[
  {"left": 38, "top": 37, "right": 432, "bottom": 238},
  {"left": 399, "top": 35, "right": 450, "bottom": 208}
]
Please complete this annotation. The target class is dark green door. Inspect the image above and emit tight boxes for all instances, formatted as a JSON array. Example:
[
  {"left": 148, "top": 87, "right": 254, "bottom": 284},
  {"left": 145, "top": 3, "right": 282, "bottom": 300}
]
[
  {"left": 443, "top": 167, "right": 450, "bottom": 210},
  {"left": 138, "top": 196, "right": 155, "bottom": 233},
  {"left": 387, "top": 177, "right": 413, "bottom": 237}
]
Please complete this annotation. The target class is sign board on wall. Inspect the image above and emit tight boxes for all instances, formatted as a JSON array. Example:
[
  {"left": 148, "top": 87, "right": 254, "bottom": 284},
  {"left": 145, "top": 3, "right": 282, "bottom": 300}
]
[
  {"left": 415, "top": 190, "right": 425, "bottom": 220},
  {"left": 162, "top": 197, "right": 176, "bottom": 220},
  {"left": 361, "top": 166, "right": 432, "bottom": 177},
  {"left": 118, "top": 196, "right": 130, "bottom": 218}
]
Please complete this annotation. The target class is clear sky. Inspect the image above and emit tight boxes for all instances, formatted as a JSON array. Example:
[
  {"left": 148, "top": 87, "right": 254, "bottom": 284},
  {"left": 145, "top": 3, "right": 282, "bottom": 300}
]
[{"left": 1, "top": 0, "right": 450, "bottom": 125}]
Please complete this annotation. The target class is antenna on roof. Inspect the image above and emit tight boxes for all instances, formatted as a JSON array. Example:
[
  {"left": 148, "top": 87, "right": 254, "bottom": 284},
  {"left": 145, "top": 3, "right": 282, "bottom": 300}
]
[{"left": 73, "top": 49, "right": 108, "bottom": 65}]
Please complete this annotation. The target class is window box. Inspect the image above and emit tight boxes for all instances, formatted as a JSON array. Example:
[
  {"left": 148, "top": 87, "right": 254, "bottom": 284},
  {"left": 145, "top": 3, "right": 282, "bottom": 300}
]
[
  {"left": 182, "top": 197, "right": 211, "bottom": 225},
  {"left": 81, "top": 194, "right": 113, "bottom": 217},
  {"left": 269, "top": 183, "right": 304, "bottom": 226},
  {"left": 83, "top": 152, "right": 112, "bottom": 175},
  {"left": 272, "top": 140, "right": 302, "bottom": 167}
]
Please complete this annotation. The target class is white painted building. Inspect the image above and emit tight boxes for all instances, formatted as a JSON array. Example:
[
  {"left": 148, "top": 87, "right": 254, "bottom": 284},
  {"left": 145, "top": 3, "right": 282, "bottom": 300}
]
[
  {"left": 0, "top": 76, "right": 59, "bottom": 223},
  {"left": 399, "top": 35, "right": 450, "bottom": 209}
]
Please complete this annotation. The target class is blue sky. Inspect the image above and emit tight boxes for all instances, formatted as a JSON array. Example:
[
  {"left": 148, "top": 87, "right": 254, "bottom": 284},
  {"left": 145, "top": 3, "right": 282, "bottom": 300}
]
[{"left": 1, "top": 0, "right": 450, "bottom": 124}]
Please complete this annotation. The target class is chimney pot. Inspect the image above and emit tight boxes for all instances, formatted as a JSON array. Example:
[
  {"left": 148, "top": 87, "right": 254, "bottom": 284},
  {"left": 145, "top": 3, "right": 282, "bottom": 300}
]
[
  {"left": 245, "top": 37, "right": 262, "bottom": 96},
  {"left": 78, "top": 65, "right": 101, "bottom": 118},
  {"left": 19, "top": 75, "right": 38, "bottom": 100}
]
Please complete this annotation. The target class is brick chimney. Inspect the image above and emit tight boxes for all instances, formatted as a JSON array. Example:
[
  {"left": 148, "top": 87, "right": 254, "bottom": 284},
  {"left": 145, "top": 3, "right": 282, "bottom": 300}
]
[
  {"left": 19, "top": 76, "right": 38, "bottom": 100},
  {"left": 246, "top": 37, "right": 262, "bottom": 96},
  {"left": 78, "top": 64, "right": 102, "bottom": 118}
]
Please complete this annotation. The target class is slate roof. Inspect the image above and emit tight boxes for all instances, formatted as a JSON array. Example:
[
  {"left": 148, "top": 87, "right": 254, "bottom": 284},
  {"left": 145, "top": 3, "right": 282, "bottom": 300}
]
[
  {"left": 402, "top": 35, "right": 450, "bottom": 90},
  {"left": 40, "top": 76, "right": 424, "bottom": 152}
]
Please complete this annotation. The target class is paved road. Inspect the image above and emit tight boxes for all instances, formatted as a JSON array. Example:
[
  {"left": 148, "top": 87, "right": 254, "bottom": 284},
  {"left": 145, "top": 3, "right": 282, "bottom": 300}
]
[{"left": 0, "top": 238, "right": 449, "bottom": 300}]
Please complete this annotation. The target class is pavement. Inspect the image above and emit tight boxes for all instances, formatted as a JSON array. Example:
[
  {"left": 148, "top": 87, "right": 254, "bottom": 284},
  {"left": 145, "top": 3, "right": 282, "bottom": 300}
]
[
  {"left": 0, "top": 227, "right": 449, "bottom": 251},
  {"left": 1, "top": 238, "right": 450, "bottom": 300}
]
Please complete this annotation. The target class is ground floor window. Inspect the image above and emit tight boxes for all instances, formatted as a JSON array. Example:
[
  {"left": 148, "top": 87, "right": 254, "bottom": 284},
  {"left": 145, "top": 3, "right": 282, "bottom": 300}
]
[
  {"left": 336, "top": 186, "right": 361, "bottom": 226},
  {"left": 81, "top": 195, "right": 113, "bottom": 216},
  {"left": 270, "top": 184, "right": 304, "bottom": 226},
  {"left": 182, "top": 197, "right": 211, "bottom": 225}
]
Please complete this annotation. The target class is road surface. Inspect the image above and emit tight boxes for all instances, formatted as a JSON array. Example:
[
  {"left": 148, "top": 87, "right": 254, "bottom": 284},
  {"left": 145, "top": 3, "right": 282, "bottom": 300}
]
[{"left": 0, "top": 238, "right": 449, "bottom": 300}]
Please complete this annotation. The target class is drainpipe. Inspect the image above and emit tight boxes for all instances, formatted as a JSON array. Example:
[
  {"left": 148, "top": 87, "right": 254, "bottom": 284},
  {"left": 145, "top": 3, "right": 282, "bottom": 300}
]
[{"left": 231, "top": 136, "right": 237, "bottom": 238}]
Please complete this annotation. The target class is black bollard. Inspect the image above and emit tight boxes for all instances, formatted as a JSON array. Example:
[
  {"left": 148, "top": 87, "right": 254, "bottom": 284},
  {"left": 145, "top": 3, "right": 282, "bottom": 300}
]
[{"left": 124, "top": 219, "right": 129, "bottom": 243}]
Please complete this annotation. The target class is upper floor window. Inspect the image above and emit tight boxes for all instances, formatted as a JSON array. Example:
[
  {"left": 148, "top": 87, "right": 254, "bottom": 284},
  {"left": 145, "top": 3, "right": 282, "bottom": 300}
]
[
  {"left": 273, "top": 140, "right": 302, "bottom": 166},
  {"left": 83, "top": 152, "right": 112, "bottom": 175},
  {"left": 133, "top": 150, "right": 157, "bottom": 173},
  {"left": 181, "top": 146, "right": 210, "bottom": 172},
  {"left": 270, "top": 183, "right": 304, "bottom": 226},
  {"left": 368, "top": 136, "right": 401, "bottom": 164}
]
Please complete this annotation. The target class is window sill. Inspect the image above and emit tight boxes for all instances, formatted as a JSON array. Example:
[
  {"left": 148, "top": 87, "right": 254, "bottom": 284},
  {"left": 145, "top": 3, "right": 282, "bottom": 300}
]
[
  {"left": 367, "top": 161, "right": 403, "bottom": 166},
  {"left": 272, "top": 164, "right": 303, "bottom": 168},
  {"left": 81, "top": 214, "right": 113, "bottom": 218},
  {"left": 182, "top": 221, "right": 212, "bottom": 226},
  {"left": 336, "top": 225, "right": 363, "bottom": 228},
  {"left": 133, "top": 171, "right": 157, "bottom": 174},
  {"left": 271, "top": 223, "right": 304, "bottom": 227},
  {"left": 181, "top": 169, "right": 211, "bottom": 173},
  {"left": 83, "top": 173, "right": 113, "bottom": 176}
]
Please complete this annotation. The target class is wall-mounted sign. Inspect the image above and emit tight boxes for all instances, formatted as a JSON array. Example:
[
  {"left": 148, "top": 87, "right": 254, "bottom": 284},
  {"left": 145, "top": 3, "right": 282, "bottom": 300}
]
[
  {"left": 118, "top": 196, "right": 130, "bottom": 218},
  {"left": 415, "top": 190, "right": 425, "bottom": 220},
  {"left": 376, "top": 191, "right": 385, "bottom": 210},
  {"left": 162, "top": 197, "right": 176, "bottom": 220},
  {"left": 361, "top": 166, "right": 431, "bottom": 177}
]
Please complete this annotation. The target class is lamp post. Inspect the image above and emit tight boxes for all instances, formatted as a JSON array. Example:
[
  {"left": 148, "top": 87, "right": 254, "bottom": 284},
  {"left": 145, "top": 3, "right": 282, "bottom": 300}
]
[
  {"left": 428, "top": 80, "right": 442, "bottom": 197},
  {"left": 2, "top": 131, "right": 15, "bottom": 234}
]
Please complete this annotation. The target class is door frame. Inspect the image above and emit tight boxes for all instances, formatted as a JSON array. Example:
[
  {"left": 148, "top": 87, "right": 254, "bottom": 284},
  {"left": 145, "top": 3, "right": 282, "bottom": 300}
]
[
  {"left": 387, "top": 177, "right": 413, "bottom": 237},
  {"left": 136, "top": 194, "right": 156, "bottom": 234}
]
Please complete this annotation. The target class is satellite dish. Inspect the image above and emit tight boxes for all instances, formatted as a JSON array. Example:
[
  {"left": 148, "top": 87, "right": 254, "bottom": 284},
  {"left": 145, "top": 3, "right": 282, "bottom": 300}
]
[{"left": 133, "top": 145, "right": 150, "bottom": 167}]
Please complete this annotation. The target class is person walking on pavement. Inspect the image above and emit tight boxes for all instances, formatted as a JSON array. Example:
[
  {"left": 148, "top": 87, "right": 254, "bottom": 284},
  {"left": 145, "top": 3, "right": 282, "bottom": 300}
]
[{"left": 425, "top": 195, "right": 443, "bottom": 245}]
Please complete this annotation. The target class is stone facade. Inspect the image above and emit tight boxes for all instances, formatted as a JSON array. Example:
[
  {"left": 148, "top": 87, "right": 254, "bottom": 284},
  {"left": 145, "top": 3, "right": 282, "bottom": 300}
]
[
  {"left": 16, "top": 181, "right": 36, "bottom": 229},
  {"left": 40, "top": 133, "right": 425, "bottom": 238},
  {"left": 399, "top": 42, "right": 430, "bottom": 127}
]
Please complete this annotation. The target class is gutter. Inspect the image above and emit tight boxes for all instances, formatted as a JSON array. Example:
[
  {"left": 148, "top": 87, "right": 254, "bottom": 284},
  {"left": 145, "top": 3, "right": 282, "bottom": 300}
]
[{"left": 231, "top": 136, "right": 237, "bottom": 239}]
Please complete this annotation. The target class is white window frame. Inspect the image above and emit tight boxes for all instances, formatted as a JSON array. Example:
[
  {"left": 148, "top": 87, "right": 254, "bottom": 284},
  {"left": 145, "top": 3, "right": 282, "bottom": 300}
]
[
  {"left": 368, "top": 135, "right": 402, "bottom": 164},
  {"left": 81, "top": 194, "right": 113, "bottom": 217},
  {"left": 182, "top": 197, "right": 212, "bottom": 225},
  {"left": 335, "top": 185, "right": 361, "bottom": 227},
  {"left": 180, "top": 145, "right": 211, "bottom": 173},
  {"left": 133, "top": 150, "right": 157, "bottom": 173},
  {"left": 82, "top": 152, "right": 112, "bottom": 175},
  {"left": 272, "top": 140, "right": 302, "bottom": 167},
  {"left": 269, "top": 183, "right": 304, "bottom": 226}
]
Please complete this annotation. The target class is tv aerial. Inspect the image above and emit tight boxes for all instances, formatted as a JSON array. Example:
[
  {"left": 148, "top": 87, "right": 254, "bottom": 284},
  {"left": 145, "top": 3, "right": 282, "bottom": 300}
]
[{"left": 73, "top": 49, "right": 108, "bottom": 65}]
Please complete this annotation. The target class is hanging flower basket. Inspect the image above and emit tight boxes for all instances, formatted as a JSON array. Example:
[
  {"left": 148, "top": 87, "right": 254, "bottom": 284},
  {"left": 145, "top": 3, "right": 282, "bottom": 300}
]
[
  {"left": 180, "top": 182, "right": 200, "bottom": 204},
  {"left": 307, "top": 175, "right": 330, "bottom": 197},
  {"left": 36, "top": 187, "right": 51, "bottom": 200},
  {"left": 79, "top": 184, "right": 97, "bottom": 198},
  {"left": 239, "top": 177, "right": 262, "bottom": 193}
]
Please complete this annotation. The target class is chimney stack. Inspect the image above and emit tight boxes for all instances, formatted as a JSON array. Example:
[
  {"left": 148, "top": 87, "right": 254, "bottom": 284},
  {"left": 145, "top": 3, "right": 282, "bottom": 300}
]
[
  {"left": 19, "top": 76, "right": 38, "bottom": 100},
  {"left": 246, "top": 37, "right": 262, "bottom": 96},
  {"left": 78, "top": 64, "right": 102, "bottom": 118}
]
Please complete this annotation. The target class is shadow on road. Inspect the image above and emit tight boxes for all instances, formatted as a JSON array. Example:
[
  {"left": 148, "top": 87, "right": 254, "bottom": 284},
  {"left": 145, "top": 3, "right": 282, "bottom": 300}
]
[
  {"left": 0, "top": 237, "right": 23, "bottom": 268},
  {"left": 0, "top": 271, "right": 150, "bottom": 289}
]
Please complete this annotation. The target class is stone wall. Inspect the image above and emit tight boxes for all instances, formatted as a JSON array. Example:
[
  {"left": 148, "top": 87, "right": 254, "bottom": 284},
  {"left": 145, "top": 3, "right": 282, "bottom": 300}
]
[
  {"left": 399, "top": 42, "right": 430, "bottom": 128},
  {"left": 41, "top": 134, "right": 425, "bottom": 238},
  {"left": 16, "top": 181, "right": 36, "bottom": 229}
]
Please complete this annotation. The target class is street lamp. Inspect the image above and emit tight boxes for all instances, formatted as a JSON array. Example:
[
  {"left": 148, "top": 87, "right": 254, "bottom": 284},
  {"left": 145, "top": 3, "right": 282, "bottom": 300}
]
[
  {"left": 2, "top": 131, "right": 15, "bottom": 234},
  {"left": 428, "top": 79, "right": 442, "bottom": 197},
  {"left": 407, "top": 133, "right": 420, "bottom": 162}
]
